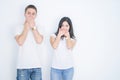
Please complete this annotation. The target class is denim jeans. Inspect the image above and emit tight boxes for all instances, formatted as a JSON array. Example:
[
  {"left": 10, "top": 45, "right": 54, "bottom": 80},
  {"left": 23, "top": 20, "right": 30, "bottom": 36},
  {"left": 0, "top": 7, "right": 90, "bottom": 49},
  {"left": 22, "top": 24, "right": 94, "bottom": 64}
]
[
  {"left": 51, "top": 67, "right": 74, "bottom": 80},
  {"left": 17, "top": 68, "right": 42, "bottom": 80}
]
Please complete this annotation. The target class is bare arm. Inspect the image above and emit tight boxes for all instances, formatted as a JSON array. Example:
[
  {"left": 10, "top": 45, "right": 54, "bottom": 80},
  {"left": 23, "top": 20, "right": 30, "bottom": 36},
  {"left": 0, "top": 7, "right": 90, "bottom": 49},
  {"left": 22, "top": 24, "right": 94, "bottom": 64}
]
[
  {"left": 15, "top": 26, "right": 29, "bottom": 46},
  {"left": 50, "top": 28, "right": 66, "bottom": 49},
  {"left": 66, "top": 38, "right": 76, "bottom": 49},
  {"left": 64, "top": 32, "right": 76, "bottom": 49},
  {"left": 32, "top": 28, "right": 43, "bottom": 44},
  {"left": 50, "top": 35, "right": 61, "bottom": 49}
]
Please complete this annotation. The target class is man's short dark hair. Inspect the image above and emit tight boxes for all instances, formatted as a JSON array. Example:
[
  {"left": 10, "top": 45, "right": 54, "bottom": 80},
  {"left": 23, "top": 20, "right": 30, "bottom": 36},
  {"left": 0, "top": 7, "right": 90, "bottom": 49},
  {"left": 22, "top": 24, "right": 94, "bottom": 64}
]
[{"left": 25, "top": 4, "right": 37, "bottom": 13}]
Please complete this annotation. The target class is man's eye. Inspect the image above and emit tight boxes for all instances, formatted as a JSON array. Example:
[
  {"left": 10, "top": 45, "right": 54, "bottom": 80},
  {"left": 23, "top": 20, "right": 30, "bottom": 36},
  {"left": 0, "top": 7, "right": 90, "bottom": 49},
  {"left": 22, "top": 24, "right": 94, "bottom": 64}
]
[
  {"left": 28, "top": 12, "right": 31, "bottom": 14},
  {"left": 32, "top": 13, "right": 35, "bottom": 15}
]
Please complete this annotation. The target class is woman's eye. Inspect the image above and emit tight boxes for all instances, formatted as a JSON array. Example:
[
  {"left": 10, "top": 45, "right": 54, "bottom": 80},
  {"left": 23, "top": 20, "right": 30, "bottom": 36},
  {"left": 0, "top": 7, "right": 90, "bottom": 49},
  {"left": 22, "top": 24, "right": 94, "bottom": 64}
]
[{"left": 66, "top": 25, "right": 69, "bottom": 27}]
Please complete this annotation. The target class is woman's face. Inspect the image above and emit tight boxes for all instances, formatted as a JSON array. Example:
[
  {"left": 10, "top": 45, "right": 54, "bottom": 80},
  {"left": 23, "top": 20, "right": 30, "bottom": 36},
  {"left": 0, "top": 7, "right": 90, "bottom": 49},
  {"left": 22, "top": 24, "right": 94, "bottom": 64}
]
[{"left": 61, "top": 21, "right": 70, "bottom": 32}]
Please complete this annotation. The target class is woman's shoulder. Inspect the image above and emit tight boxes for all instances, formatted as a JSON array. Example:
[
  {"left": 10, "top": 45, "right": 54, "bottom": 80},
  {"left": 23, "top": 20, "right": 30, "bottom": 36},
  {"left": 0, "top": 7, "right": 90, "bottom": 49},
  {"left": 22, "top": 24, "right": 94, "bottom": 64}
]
[{"left": 50, "top": 33, "right": 56, "bottom": 37}]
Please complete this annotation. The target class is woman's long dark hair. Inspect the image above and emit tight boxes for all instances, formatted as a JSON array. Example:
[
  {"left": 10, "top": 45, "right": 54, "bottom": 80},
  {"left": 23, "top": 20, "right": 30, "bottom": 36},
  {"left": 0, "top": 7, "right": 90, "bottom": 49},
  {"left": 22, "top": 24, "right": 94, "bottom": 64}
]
[{"left": 55, "top": 17, "right": 75, "bottom": 39}]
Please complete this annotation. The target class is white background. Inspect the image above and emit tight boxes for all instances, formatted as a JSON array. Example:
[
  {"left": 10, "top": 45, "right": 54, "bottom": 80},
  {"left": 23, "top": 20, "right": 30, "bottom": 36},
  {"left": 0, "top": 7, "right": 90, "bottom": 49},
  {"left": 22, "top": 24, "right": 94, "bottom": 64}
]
[{"left": 0, "top": 0, "right": 120, "bottom": 80}]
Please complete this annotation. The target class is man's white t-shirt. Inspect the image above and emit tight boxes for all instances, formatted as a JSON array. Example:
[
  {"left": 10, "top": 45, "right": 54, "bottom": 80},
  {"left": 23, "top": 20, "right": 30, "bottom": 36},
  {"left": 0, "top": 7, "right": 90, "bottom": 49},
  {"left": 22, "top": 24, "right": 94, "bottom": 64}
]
[
  {"left": 15, "top": 25, "right": 42, "bottom": 69},
  {"left": 51, "top": 34, "right": 74, "bottom": 69}
]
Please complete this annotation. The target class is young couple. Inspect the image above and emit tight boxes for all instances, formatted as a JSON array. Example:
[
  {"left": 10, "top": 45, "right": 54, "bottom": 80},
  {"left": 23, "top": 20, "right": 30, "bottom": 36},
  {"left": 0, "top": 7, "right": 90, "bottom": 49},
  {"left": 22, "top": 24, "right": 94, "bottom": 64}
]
[{"left": 15, "top": 4, "right": 76, "bottom": 80}]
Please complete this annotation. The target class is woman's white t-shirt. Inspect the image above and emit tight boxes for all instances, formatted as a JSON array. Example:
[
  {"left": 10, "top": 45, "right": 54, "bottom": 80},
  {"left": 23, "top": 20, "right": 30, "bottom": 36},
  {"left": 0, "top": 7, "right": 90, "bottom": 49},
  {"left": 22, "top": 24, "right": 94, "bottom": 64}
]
[{"left": 51, "top": 34, "right": 74, "bottom": 69}]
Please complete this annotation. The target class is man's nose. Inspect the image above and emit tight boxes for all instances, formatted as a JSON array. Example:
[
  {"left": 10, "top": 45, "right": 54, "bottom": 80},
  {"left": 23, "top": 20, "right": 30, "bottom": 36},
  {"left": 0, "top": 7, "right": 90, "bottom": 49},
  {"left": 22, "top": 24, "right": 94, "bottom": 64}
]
[{"left": 29, "top": 14, "right": 33, "bottom": 17}]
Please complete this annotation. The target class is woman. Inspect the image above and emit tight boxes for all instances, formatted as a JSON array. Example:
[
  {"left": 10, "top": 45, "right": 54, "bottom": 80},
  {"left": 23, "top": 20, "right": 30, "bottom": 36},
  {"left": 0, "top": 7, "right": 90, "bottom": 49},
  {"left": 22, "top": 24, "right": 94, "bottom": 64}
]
[{"left": 50, "top": 17, "right": 76, "bottom": 80}]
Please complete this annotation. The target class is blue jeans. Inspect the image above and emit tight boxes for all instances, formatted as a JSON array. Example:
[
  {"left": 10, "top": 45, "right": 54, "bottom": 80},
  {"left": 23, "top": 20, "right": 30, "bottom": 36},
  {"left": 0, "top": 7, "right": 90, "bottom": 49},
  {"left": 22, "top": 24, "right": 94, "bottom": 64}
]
[
  {"left": 51, "top": 67, "right": 74, "bottom": 80},
  {"left": 17, "top": 68, "right": 42, "bottom": 80}
]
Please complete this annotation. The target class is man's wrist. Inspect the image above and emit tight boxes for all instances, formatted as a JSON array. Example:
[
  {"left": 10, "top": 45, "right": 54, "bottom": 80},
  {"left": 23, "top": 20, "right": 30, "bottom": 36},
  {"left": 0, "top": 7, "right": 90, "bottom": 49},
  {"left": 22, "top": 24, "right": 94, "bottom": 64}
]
[{"left": 32, "top": 26, "right": 37, "bottom": 31}]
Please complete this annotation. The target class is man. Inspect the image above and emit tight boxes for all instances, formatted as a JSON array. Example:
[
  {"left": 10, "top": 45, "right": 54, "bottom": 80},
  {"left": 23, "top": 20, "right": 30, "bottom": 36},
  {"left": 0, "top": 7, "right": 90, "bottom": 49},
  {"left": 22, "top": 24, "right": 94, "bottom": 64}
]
[{"left": 15, "top": 5, "right": 43, "bottom": 80}]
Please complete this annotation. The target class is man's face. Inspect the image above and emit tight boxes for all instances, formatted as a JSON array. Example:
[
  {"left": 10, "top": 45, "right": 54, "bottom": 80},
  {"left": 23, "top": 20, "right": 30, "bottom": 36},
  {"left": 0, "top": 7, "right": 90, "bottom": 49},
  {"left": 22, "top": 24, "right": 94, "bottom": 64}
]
[{"left": 25, "top": 8, "right": 37, "bottom": 21}]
